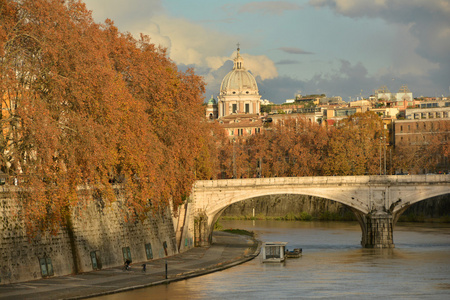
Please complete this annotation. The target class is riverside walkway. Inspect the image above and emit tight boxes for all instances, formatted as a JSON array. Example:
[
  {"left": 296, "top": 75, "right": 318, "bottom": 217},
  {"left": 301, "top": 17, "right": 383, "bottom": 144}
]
[{"left": 0, "top": 232, "right": 260, "bottom": 300}]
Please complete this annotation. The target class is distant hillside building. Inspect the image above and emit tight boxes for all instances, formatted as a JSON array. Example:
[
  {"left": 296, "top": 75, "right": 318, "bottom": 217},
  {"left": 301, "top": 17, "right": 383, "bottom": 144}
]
[
  {"left": 375, "top": 85, "right": 415, "bottom": 109},
  {"left": 393, "top": 101, "right": 450, "bottom": 173}
]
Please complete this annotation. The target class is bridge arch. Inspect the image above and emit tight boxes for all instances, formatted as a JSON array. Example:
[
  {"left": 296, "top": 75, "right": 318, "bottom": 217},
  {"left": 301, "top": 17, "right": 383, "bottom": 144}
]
[{"left": 207, "top": 190, "right": 368, "bottom": 221}]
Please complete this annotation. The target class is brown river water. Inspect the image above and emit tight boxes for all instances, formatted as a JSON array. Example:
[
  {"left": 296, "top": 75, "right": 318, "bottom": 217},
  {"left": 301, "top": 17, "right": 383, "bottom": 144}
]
[{"left": 93, "top": 220, "right": 450, "bottom": 299}]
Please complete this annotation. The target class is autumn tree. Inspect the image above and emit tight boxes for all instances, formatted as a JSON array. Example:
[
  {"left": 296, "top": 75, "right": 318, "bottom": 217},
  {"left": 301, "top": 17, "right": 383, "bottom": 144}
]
[
  {"left": 324, "top": 112, "right": 386, "bottom": 176},
  {"left": 0, "top": 0, "right": 211, "bottom": 236},
  {"left": 229, "top": 117, "right": 328, "bottom": 178}
]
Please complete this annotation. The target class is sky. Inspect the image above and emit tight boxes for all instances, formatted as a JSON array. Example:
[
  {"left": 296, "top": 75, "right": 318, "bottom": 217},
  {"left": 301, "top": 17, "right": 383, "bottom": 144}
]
[{"left": 83, "top": 0, "right": 450, "bottom": 104}]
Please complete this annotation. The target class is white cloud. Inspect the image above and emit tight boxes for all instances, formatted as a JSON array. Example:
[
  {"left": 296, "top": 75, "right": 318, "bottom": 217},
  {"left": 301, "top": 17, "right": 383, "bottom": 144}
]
[
  {"left": 240, "top": 53, "right": 278, "bottom": 81},
  {"left": 130, "top": 15, "right": 236, "bottom": 67},
  {"left": 84, "top": 0, "right": 163, "bottom": 24},
  {"left": 238, "top": 1, "right": 302, "bottom": 15},
  {"left": 309, "top": 0, "right": 450, "bottom": 19},
  {"left": 279, "top": 47, "right": 313, "bottom": 55}
]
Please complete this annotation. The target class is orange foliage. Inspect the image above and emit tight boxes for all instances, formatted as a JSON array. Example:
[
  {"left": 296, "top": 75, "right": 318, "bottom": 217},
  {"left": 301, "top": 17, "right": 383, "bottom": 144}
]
[
  {"left": 216, "top": 112, "right": 389, "bottom": 178},
  {"left": 0, "top": 0, "right": 211, "bottom": 236}
]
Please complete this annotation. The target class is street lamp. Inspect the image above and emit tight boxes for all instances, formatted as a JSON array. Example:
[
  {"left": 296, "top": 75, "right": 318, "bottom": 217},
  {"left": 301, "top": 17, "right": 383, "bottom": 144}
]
[
  {"left": 380, "top": 137, "right": 382, "bottom": 175},
  {"left": 379, "top": 135, "right": 387, "bottom": 175},
  {"left": 232, "top": 138, "right": 236, "bottom": 179},
  {"left": 384, "top": 136, "right": 387, "bottom": 175}
]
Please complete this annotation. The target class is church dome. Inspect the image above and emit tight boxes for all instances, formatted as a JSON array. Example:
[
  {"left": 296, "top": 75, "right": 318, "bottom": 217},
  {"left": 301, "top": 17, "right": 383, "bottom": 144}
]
[{"left": 220, "top": 48, "right": 259, "bottom": 96}]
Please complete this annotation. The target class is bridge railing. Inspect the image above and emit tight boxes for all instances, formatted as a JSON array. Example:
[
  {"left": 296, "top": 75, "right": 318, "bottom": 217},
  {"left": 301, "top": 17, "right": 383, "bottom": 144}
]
[{"left": 194, "top": 174, "right": 450, "bottom": 189}]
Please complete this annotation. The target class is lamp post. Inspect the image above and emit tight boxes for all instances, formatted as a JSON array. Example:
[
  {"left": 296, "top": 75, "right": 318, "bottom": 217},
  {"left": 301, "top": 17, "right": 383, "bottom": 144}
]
[
  {"left": 384, "top": 136, "right": 387, "bottom": 175},
  {"left": 380, "top": 137, "right": 382, "bottom": 175},
  {"left": 259, "top": 157, "right": 262, "bottom": 178},
  {"left": 232, "top": 138, "right": 236, "bottom": 179},
  {"left": 379, "top": 135, "right": 387, "bottom": 175}
]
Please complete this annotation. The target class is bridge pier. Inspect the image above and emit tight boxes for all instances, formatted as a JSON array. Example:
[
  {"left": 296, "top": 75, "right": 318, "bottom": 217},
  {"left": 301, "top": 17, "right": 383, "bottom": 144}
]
[
  {"left": 194, "top": 212, "right": 211, "bottom": 247},
  {"left": 356, "top": 211, "right": 394, "bottom": 248}
]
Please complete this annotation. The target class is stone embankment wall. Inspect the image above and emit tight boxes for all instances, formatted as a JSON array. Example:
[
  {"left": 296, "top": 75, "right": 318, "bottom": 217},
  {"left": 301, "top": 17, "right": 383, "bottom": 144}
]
[
  {"left": 0, "top": 186, "right": 184, "bottom": 285},
  {"left": 221, "top": 194, "right": 450, "bottom": 220}
]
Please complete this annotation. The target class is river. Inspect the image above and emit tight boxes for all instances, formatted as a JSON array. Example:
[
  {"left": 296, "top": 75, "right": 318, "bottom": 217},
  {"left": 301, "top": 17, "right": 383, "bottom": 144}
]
[{"left": 94, "top": 220, "right": 450, "bottom": 299}]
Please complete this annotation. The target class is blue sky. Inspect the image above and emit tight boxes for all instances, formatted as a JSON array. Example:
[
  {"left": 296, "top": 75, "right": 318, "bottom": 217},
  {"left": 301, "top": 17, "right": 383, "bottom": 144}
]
[{"left": 83, "top": 0, "right": 450, "bottom": 103}]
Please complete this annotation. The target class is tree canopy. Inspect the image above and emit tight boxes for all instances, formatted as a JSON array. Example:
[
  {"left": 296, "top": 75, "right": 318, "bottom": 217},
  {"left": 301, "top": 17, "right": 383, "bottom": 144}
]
[
  {"left": 0, "top": 0, "right": 211, "bottom": 236},
  {"left": 218, "top": 112, "right": 389, "bottom": 179}
]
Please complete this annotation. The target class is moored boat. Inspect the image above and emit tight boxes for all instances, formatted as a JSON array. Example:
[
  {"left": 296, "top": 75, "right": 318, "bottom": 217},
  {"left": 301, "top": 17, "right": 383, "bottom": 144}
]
[{"left": 285, "top": 248, "right": 302, "bottom": 258}]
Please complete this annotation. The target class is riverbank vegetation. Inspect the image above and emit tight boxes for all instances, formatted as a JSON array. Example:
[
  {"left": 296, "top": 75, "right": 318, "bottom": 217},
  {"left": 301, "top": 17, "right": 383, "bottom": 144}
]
[
  {"left": 220, "top": 212, "right": 449, "bottom": 223},
  {"left": 220, "top": 210, "right": 355, "bottom": 222},
  {"left": 222, "top": 228, "right": 255, "bottom": 237}
]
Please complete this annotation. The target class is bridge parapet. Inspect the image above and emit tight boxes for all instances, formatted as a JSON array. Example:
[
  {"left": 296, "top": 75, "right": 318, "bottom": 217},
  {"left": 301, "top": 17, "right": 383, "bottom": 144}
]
[{"left": 194, "top": 174, "right": 450, "bottom": 188}]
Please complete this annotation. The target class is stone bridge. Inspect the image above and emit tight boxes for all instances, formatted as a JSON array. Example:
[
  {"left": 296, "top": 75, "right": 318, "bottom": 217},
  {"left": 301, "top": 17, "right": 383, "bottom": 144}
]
[{"left": 179, "top": 175, "right": 449, "bottom": 249}]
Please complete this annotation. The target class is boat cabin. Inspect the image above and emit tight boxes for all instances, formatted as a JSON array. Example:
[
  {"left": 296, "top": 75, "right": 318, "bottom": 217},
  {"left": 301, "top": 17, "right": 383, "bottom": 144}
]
[{"left": 262, "top": 242, "right": 287, "bottom": 263}]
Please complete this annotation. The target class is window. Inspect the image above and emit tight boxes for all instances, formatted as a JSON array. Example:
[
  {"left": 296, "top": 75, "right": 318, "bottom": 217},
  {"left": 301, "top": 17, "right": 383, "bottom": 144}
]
[
  {"left": 400, "top": 126, "right": 403, "bottom": 132},
  {"left": 232, "top": 104, "right": 237, "bottom": 113},
  {"left": 39, "top": 257, "right": 54, "bottom": 277},
  {"left": 145, "top": 243, "right": 153, "bottom": 260},
  {"left": 122, "top": 247, "right": 132, "bottom": 262},
  {"left": 90, "top": 251, "right": 102, "bottom": 270},
  {"left": 238, "top": 129, "right": 243, "bottom": 136},
  {"left": 245, "top": 103, "right": 250, "bottom": 113}
]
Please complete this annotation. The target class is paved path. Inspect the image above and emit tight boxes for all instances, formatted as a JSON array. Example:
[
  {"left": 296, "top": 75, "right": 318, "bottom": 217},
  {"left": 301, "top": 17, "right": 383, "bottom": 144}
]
[{"left": 0, "top": 232, "right": 261, "bottom": 300}]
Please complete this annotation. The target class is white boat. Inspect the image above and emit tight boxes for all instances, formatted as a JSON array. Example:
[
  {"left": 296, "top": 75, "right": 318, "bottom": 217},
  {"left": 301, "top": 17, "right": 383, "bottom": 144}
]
[{"left": 262, "top": 242, "right": 288, "bottom": 263}]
